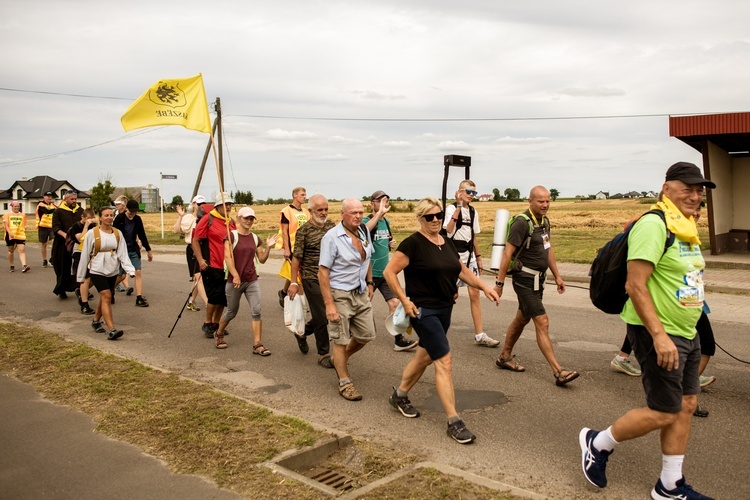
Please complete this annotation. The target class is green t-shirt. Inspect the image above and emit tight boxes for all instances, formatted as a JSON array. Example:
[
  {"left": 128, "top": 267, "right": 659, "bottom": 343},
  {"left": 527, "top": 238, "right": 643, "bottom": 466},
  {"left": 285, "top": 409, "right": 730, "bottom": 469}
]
[
  {"left": 362, "top": 215, "right": 391, "bottom": 278},
  {"left": 620, "top": 213, "right": 705, "bottom": 339}
]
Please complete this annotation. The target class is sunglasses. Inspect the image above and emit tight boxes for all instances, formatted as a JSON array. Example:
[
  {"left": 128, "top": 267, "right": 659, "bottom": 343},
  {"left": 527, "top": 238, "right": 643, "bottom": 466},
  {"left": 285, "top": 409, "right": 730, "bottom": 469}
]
[
  {"left": 464, "top": 189, "right": 478, "bottom": 196},
  {"left": 422, "top": 211, "right": 445, "bottom": 222}
]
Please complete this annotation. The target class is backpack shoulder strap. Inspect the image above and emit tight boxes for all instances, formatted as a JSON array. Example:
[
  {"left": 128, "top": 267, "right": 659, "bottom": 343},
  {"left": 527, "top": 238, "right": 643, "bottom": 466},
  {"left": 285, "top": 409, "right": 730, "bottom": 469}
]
[
  {"left": 643, "top": 209, "right": 675, "bottom": 255},
  {"left": 93, "top": 227, "right": 101, "bottom": 256}
]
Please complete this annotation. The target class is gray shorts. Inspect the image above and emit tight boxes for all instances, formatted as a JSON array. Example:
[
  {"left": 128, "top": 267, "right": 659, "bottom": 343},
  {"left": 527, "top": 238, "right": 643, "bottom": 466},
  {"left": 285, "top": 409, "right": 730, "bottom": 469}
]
[
  {"left": 627, "top": 324, "right": 701, "bottom": 414},
  {"left": 456, "top": 250, "right": 479, "bottom": 287},
  {"left": 512, "top": 273, "right": 546, "bottom": 318},
  {"left": 38, "top": 227, "right": 54, "bottom": 243},
  {"left": 372, "top": 277, "right": 396, "bottom": 302},
  {"left": 327, "top": 289, "right": 376, "bottom": 346}
]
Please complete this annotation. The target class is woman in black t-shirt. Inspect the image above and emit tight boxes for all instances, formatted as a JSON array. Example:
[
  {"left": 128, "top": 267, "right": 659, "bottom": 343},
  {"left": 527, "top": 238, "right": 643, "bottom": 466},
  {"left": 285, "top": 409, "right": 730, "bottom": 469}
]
[{"left": 383, "top": 197, "right": 499, "bottom": 444}]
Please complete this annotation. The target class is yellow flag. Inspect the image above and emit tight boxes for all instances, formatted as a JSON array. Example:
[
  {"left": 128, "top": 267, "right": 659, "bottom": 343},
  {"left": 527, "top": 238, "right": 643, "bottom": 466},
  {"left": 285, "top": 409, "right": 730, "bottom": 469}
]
[{"left": 121, "top": 74, "right": 212, "bottom": 134}]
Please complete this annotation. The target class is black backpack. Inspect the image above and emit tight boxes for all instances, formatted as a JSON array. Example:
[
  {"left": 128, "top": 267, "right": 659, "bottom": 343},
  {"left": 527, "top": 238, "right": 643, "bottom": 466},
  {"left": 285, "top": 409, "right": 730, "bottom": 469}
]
[
  {"left": 447, "top": 203, "right": 475, "bottom": 255},
  {"left": 589, "top": 210, "right": 674, "bottom": 314}
]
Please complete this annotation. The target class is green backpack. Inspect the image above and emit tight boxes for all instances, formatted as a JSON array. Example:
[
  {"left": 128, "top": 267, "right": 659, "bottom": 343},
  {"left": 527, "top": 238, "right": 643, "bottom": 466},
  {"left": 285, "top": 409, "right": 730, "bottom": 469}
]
[{"left": 507, "top": 213, "right": 549, "bottom": 273}]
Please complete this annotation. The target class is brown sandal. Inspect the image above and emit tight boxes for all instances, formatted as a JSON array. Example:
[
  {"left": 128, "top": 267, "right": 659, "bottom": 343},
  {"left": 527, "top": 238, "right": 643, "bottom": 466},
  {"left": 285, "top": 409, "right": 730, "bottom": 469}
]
[
  {"left": 253, "top": 344, "right": 271, "bottom": 356},
  {"left": 496, "top": 355, "right": 526, "bottom": 372},
  {"left": 554, "top": 369, "right": 579, "bottom": 386},
  {"left": 216, "top": 335, "right": 227, "bottom": 349}
]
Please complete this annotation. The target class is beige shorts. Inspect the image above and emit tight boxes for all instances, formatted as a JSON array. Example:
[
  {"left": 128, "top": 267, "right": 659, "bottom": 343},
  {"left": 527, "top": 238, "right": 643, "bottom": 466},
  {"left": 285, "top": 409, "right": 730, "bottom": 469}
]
[{"left": 327, "top": 289, "right": 376, "bottom": 345}]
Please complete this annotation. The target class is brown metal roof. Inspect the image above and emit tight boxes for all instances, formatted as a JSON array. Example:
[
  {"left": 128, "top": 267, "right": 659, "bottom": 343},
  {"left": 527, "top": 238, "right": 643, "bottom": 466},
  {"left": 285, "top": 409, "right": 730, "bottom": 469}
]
[{"left": 670, "top": 112, "right": 750, "bottom": 156}]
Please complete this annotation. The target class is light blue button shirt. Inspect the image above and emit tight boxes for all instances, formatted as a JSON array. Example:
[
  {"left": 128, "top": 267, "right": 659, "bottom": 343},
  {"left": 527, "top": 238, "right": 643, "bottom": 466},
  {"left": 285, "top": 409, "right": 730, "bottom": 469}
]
[{"left": 319, "top": 223, "right": 373, "bottom": 293}]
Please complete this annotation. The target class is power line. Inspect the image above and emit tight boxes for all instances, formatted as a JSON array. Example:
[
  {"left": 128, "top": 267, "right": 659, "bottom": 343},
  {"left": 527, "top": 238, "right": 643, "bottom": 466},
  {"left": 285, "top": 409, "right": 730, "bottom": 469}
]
[
  {"left": 0, "top": 86, "right": 132, "bottom": 101},
  {"left": 0, "top": 128, "right": 163, "bottom": 168}
]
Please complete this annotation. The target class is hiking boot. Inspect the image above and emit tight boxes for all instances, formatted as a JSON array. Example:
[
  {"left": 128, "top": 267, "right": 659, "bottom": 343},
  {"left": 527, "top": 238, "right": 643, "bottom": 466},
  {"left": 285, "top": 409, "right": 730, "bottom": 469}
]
[
  {"left": 699, "top": 375, "right": 716, "bottom": 388},
  {"left": 295, "top": 333, "right": 309, "bottom": 354},
  {"left": 135, "top": 296, "right": 149, "bottom": 307},
  {"left": 611, "top": 356, "right": 641, "bottom": 376},
  {"left": 115, "top": 283, "right": 126, "bottom": 292},
  {"left": 186, "top": 302, "right": 200, "bottom": 312},
  {"left": 651, "top": 476, "right": 713, "bottom": 499},
  {"left": 338, "top": 382, "right": 362, "bottom": 401},
  {"left": 389, "top": 387, "right": 420, "bottom": 418},
  {"left": 81, "top": 304, "right": 95, "bottom": 315},
  {"left": 394, "top": 335, "right": 418, "bottom": 352},
  {"left": 278, "top": 290, "right": 286, "bottom": 308},
  {"left": 91, "top": 320, "right": 107, "bottom": 334},
  {"left": 446, "top": 419, "right": 476, "bottom": 444},
  {"left": 21, "top": 265, "right": 30, "bottom": 273},
  {"left": 126, "top": 287, "right": 135, "bottom": 296},
  {"left": 42, "top": 260, "right": 48, "bottom": 268},
  {"left": 474, "top": 333, "right": 500, "bottom": 347},
  {"left": 107, "top": 328, "right": 124, "bottom": 341},
  {"left": 202, "top": 323, "right": 215, "bottom": 338},
  {"left": 579, "top": 428, "right": 611, "bottom": 488}
]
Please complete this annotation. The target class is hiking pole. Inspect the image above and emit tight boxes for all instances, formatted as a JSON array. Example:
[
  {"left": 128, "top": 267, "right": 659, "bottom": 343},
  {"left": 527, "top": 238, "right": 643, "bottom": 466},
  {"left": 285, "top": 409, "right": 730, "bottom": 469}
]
[
  {"left": 168, "top": 292, "right": 192, "bottom": 338},
  {"left": 167, "top": 268, "right": 203, "bottom": 338}
]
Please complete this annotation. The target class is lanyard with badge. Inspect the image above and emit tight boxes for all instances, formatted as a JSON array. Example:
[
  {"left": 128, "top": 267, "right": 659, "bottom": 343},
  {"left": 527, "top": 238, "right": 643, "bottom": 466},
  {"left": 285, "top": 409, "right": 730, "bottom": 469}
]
[{"left": 529, "top": 212, "right": 551, "bottom": 250}]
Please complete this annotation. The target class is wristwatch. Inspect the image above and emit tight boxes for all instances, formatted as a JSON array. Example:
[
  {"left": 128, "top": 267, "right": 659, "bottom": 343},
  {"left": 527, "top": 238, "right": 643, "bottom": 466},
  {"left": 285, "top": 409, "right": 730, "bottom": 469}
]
[
  {"left": 495, "top": 281, "right": 504, "bottom": 288},
  {"left": 367, "top": 281, "right": 374, "bottom": 286}
]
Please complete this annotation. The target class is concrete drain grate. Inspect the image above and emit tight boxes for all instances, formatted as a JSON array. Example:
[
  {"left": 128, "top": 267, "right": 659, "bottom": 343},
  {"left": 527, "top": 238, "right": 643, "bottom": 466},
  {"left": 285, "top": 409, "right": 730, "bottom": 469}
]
[{"left": 310, "top": 469, "right": 355, "bottom": 492}]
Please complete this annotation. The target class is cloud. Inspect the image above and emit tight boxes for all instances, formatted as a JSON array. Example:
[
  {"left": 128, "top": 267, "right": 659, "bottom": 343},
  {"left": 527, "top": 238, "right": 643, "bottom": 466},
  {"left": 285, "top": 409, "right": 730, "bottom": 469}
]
[
  {"left": 436, "top": 140, "right": 472, "bottom": 152},
  {"left": 265, "top": 129, "right": 318, "bottom": 141},
  {"left": 382, "top": 140, "right": 410, "bottom": 147},
  {"left": 494, "top": 136, "right": 552, "bottom": 145},
  {"left": 556, "top": 87, "right": 627, "bottom": 98},
  {"left": 351, "top": 90, "right": 407, "bottom": 100},
  {"left": 316, "top": 154, "right": 349, "bottom": 161}
]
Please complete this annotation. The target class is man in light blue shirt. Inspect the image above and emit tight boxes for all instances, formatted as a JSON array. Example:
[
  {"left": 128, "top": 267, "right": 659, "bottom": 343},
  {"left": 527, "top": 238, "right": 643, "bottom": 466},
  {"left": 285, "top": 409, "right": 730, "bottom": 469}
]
[{"left": 319, "top": 198, "right": 376, "bottom": 402}]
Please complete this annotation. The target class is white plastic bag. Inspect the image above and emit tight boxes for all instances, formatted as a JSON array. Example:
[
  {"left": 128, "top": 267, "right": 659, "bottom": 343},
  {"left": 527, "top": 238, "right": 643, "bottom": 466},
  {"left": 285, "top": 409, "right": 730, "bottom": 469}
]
[{"left": 284, "top": 295, "right": 306, "bottom": 336}]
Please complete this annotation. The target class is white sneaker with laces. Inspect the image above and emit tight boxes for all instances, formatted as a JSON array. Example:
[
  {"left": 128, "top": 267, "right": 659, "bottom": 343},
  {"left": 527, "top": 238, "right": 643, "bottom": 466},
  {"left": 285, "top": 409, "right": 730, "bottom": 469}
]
[
  {"left": 475, "top": 333, "right": 500, "bottom": 347},
  {"left": 611, "top": 356, "right": 641, "bottom": 376}
]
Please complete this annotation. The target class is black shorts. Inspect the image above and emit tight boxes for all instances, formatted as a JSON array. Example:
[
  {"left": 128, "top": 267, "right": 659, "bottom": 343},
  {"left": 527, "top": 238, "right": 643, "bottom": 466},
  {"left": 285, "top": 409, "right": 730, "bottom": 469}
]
[
  {"left": 89, "top": 273, "right": 117, "bottom": 295},
  {"left": 512, "top": 273, "right": 546, "bottom": 318},
  {"left": 186, "top": 244, "right": 199, "bottom": 277},
  {"left": 201, "top": 267, "right": 228, "bottom": 307},
  {"left": 627, "top": 324, "right": 701, "bottom": 414},
  {"left": 38, "top": 227, "right": 54, "bottom": 243},
  {"left": 372, "top": 276, "right": 396, "bottom": 302},
  {"left": 410, "top": 306, "right": 452, "bottom": 360}
]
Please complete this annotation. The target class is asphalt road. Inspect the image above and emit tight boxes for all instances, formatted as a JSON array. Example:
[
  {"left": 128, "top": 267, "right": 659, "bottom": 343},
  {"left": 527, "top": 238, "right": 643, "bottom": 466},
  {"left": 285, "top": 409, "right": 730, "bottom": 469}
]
[{"left": 3, "top": 248, "right": 749, "bottom": 499}]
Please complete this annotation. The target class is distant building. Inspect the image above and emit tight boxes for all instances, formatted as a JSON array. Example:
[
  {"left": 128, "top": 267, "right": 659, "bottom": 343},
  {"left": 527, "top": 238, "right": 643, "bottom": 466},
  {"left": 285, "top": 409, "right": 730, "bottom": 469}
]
[
  {"left": 645, "top": 190, "right": 658, "bottom": 198},
  {"left": 594, "top": 191, "right": 609, "bottom": 200},
  {"left": 1, "top": 175, "right": 90, "bottom": 215},
  {"left": 623, "top": 191, "right": 642, "bottom": 199},
  {"left": 477, "top": 194, "right": 493, "bottom": 202},
  {"left": 110, "top": 185, "right": 161, "bottom": 212}
]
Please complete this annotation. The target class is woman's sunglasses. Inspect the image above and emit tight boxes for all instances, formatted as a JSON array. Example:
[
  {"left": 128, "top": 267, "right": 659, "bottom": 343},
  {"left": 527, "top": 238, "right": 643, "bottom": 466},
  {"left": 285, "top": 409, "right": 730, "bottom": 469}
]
[{"left": 422, "top": 211, "right": 445, "bottom": 222}]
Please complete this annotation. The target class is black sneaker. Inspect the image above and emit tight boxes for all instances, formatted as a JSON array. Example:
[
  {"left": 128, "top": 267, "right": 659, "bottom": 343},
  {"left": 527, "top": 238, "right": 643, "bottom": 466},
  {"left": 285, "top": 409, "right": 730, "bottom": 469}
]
[
  {"left": 394, "top": 335, "right": 418, "bottom": 352},
  {"left": 278, "top": 290, "right": 286, "bottom": 308},
  {"left": 447, "top": 419, "right": 476, "bottom": 444},
  {"left": 126, "top": 287, "right": 135, "bottom": 296},
  {"left": 693, "top": 404, "right": 709, "bottom": 418},
  {"left": 21, "top": 265, "right": 30, "bottom": 273},
  {"left": 135, "top": 296, "right": 149, "bottom": 307},
  {"left": 42, "top": 260, "right": 48, "bottom": 268},
  {"left": 91, "top": 320, "right": 106, "bottom": 333},
  {"left": 81, "top": 303, "right": 95, "bottom": 315},
  {"left": 202, "top": 323, "right": 215, "bottom": 338},
  {"left": 295, "top": 333, "right": 309, "bottom": 354},
  {"left": 107, "top": 328, "right": 124, "bottom": 340},
  {"left": 389, "top": 387, "right": 420, "bottom": 418},
  {"left": 579, "top": 428, "right": 611, "bottom": 488},
  {"left": 652, "top": 476, "right": 713, "bottom": 499},
  {"left": 9, "top": 266, "right": 14, "bottom": 272}
]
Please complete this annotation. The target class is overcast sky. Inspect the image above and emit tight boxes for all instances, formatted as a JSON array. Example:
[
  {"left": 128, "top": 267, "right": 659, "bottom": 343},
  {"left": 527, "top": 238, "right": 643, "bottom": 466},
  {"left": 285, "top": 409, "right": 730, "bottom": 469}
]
[{"left": 1, "top": 1, "right": 748, "bottom": 203}]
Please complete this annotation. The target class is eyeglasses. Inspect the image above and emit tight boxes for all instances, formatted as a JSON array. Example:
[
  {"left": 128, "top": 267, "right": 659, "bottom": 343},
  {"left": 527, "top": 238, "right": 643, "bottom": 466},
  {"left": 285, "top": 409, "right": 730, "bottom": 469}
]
[
  {"left": 464, "top": 189, "right": 478, "bottom": 196},
  {"left": 422, "top": 211, "right": 445, "bottom": 222}
]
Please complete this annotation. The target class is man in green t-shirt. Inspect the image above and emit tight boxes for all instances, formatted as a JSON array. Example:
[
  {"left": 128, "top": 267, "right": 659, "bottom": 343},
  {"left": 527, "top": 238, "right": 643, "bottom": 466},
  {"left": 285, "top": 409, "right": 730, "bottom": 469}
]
[
  {"left": 364, "top": 190, "right": 417, "bottom": 352},
  {"left": 579, "top": 162, "right": 716, "bottom": 499}
]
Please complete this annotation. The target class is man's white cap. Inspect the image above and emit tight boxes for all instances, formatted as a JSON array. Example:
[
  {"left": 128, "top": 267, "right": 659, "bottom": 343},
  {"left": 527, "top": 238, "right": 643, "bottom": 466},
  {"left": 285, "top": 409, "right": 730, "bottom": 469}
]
[
  {"left": 237, "top": 207, "right": 256, "bottom": 219},
  {"left": 214, "top": 192, "right": 234, "bottom": 206},
  {"left": 192, "top": 195, "right": 206, "bottom": 204}
]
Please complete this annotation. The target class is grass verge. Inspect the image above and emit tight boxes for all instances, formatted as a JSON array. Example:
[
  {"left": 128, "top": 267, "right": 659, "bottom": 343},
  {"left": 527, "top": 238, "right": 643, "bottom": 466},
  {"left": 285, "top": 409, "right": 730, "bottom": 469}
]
[{"left": 0, "top": 322, "right": 326, "bottom": 498}]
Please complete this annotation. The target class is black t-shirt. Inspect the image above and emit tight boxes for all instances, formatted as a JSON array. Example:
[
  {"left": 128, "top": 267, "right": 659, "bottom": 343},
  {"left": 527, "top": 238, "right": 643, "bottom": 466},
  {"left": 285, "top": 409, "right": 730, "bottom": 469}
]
[
  {"left": 507, "top": 210, "right": 549, "bottom": 272},
  {"left": 397, "top": 232, "right": 461, "bottom": 309}
]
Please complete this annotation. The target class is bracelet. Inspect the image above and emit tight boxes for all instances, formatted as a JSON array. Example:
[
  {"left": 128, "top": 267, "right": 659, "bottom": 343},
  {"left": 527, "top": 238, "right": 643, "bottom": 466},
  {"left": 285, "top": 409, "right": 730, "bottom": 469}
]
[
  {"left": 289, "top": 282, "right": 299, "bottom": 287},
  {"left": 495, "top": 281, "right": 504, "bottom": 287},
  {"left": 475, "top": 254, "right": 481, "bottom": 258},
  {"left": 451, "top": 217, "right": 458, "bottom": 221},
  {"left": 366, "top": 281, "right": 374, "bottom": 286}
]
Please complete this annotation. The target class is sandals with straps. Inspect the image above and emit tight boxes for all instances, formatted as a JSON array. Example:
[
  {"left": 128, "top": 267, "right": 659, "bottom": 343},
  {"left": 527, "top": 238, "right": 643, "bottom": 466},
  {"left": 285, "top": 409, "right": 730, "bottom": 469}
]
[
  {"left": 495, "top": 355, "right": 526, "bottom": 372},
  {"left": 554, "top": 368, "right": 579, "bottom": 386},
  {"left": 253, "top": 344, "right": 271, "bottom": 356}
]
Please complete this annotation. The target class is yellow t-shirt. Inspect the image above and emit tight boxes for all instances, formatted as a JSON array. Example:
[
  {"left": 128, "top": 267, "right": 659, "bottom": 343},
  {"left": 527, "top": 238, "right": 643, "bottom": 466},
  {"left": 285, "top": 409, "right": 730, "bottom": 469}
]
[{"left": 3, "top": 212, "right": 27, "bottom": 241}]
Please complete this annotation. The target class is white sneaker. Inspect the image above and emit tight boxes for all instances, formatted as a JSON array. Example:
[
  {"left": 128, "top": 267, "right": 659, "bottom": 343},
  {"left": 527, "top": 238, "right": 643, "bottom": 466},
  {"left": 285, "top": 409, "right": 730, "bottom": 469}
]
[
  {"left": 699, "top": 375, "right": 716, "bottom": 388},
  {"left": 475, "top": 333, "right": 500, "bottom": 347},
  {"left": 610, "top": 356, "right": 641, "bottom": 376}
]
